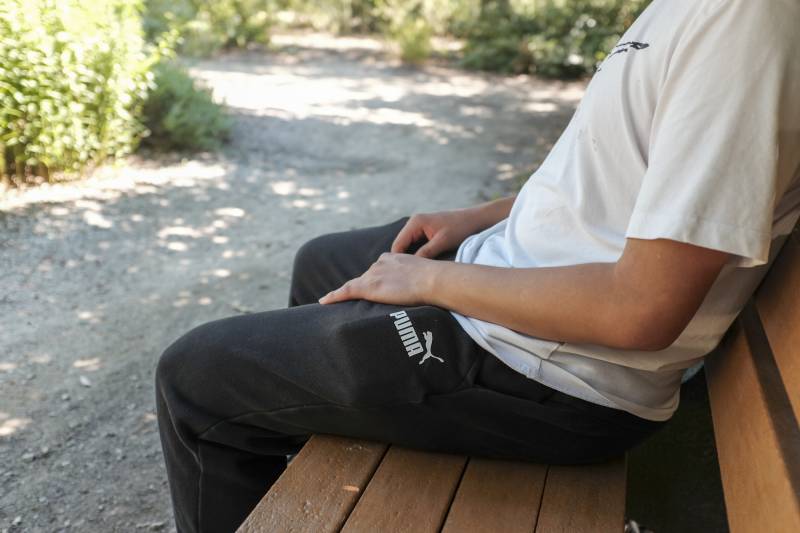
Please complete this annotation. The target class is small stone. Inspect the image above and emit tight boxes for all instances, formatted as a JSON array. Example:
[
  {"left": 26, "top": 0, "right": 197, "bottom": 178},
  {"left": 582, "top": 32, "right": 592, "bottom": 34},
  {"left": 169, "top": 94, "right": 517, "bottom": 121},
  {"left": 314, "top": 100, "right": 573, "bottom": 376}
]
[
  {"left": 22, "top": 452, "right": 35, "bottom": 461},
  {"left": 12, "top": 516, "right": 22, "bottom": 526},
  {"left": 79, "top": 375, "right": 91, "bottom": 387},
  {"left": 61, "top": 394, "right": 70, "bottom": 401}
]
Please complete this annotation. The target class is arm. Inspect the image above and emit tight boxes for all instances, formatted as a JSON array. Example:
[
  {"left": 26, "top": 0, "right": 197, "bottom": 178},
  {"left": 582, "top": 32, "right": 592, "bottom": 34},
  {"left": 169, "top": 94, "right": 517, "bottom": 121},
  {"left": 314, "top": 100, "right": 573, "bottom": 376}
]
[{"left": 320, "top": 237, "right": 730, "bottom": 351}]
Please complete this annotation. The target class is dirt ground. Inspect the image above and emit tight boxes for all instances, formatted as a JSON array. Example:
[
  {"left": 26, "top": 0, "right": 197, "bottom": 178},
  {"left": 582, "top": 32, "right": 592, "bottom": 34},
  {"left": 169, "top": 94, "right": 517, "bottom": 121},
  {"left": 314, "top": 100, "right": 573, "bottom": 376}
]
[{"left": 0, "top": 33, "right": 582, "bottom": 532}]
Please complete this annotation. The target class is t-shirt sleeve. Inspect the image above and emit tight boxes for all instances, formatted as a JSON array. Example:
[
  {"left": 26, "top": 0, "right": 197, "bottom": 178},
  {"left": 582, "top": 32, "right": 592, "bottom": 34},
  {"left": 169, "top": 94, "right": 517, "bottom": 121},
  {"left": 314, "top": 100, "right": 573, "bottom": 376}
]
[{"left": 624, "top": 0, "right": 796, "bottom": 268}]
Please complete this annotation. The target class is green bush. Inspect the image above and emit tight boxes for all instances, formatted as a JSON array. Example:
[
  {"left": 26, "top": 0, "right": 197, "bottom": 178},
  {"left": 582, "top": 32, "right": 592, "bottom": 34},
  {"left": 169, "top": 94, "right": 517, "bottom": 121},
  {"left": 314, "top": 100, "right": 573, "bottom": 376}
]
[
  {"left": 377, "top": 1, "right": 434, "bottom": 63},
  {"left": 0, "top": 0, "right": 162, "bottom": 182},
  {"left": 461, "top": 0, "right": 651, "bottom": 78},
  {"left": 141, "top": 61, "right": 231, "bottom": 151},
  {"left": 392, "top": 17, "right": 434, "bottom": 63},
  {"left": 279, "top": 0, "right": 384, "bottom": 34},
  {"left": 144, "top": 0, "right": 273, "bottom": 57}
]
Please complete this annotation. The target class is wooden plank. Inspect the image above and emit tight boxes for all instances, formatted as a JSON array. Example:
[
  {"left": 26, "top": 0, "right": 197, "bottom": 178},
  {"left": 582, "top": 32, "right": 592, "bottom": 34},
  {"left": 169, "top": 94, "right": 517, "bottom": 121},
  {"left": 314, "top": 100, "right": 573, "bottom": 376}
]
[
  {"left": 341, "top": 446, "right": 467, "bottom": 533},
  {"left": 441, "top": 457, "right": 547, "bottom": 533},
  {"left": 755, "top": 231, "right": 800, "bottom": 420},
  {"left": 705, "top": 323, "right": 800, "bottom": 533},
  {"left": 237, "top": 435, "right": 387, "bottom": 533},
  {"left": 534, "top": 456, "right": 626, "bottom": 533}
]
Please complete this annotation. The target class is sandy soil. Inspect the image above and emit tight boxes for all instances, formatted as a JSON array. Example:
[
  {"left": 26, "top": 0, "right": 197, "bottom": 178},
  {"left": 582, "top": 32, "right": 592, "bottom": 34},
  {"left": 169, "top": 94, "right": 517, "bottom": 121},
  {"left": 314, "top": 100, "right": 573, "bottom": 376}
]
[{"left": 0, "top": 33, "right": 583, "bottom": 532}]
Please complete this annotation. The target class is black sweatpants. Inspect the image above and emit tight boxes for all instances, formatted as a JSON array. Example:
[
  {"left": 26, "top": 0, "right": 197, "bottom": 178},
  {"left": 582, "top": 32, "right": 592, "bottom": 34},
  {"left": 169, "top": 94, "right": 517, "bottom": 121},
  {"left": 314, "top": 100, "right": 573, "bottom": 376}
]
[{"left": 155, "top": 217, "right": 664, "bottom": 533}]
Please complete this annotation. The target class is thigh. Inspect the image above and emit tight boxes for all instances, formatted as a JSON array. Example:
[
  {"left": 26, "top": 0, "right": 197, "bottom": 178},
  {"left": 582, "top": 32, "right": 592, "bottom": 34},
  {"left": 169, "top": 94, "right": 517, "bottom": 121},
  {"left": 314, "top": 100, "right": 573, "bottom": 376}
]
[
  {"left": 159, "top": 298, "right": 487, "bottom": 444},
  {"left": 289, "top": 217, "right": 409, "bottom": 306}
]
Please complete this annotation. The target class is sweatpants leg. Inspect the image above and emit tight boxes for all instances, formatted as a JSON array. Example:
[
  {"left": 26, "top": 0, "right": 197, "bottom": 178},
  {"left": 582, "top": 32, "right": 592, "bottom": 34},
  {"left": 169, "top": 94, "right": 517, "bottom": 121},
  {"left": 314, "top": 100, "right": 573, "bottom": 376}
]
[{"left": 156, "top": 218, "right": 664, "bottom": 533}]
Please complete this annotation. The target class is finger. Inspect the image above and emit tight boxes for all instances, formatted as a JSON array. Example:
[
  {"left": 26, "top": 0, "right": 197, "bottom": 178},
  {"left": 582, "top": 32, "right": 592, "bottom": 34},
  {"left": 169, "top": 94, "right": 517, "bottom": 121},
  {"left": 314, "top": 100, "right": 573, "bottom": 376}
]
[
  {"left": 415, "top": 235, "right": 446, "bottom": 258},
  {"left": 319, "top": 279, "right": 357, "bottom": 305},
  {"left": 391, "top": 219, "right": 424, "bottom": 253}
]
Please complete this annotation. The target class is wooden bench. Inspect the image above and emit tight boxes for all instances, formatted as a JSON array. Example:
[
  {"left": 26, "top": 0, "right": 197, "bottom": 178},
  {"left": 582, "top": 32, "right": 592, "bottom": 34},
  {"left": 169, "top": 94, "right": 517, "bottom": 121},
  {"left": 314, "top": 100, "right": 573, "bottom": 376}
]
[
  {"left": 238, "top": 227, "right": 800, "bottom": 533},
  {"left": 705, "top": 227, "right": 800, "bottom": 532}
]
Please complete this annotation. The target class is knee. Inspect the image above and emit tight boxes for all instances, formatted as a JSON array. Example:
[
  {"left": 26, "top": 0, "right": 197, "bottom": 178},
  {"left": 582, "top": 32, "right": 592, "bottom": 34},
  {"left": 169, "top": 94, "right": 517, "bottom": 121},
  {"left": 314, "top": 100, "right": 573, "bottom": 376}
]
[
  {"left": 291, "top": 233, "right": 337, "bottom": 278},
  {"left": 155, "top": 319, "right": 229, "bottom": 402}
]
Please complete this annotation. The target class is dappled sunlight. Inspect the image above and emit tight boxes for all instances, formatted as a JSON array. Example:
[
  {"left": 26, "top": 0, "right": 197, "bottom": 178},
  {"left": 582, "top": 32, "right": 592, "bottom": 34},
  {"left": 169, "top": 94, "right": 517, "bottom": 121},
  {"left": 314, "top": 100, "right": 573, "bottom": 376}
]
[
  {"left": 29, "top": 354, "right": 52, "bottom": 365},
  {"left": 77, "top": 310, "right": 101, "bottom": 324},
  {"left": 83, "top": 211, "right": 114, "bottom": 229},
  {"left": 215, "top": 207, "right": 246, "bottom": 217},
  {"left": 73, "top": 358, "right": 102, "bottom": 372},
  {"left": 166, "top": 241, "right": 189, "bottom": 252},
  {"left": 495, "top": 162, "right": 525, "bottom": 182},
  {"left": 524, "top": 101, "right": 560, "bottom": 113},
  {"left": 0, "top": 413, "right": 32, "bottom": 438},
  {"left": 271, "top": 181, "right": 296, "bottom": 195},
  {"left": 158, "top": 226, "right": 204, "bottom": 239},
  {"left": 1, "top": 160, "right": 229, "bottom": 213}
]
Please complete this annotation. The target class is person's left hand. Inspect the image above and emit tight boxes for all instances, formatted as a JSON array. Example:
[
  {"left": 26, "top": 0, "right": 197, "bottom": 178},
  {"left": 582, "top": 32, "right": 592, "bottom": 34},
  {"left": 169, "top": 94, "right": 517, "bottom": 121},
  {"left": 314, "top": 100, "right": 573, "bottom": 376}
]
[{"left": 318, "top": 252, "right": 441, "bottom": 306}]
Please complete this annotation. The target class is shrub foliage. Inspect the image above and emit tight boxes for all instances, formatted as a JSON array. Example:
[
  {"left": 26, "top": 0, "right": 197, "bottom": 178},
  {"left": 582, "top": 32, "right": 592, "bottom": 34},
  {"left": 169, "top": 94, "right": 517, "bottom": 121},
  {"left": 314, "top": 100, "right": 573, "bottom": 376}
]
[
  {"left": 0, "top": 0, "right": 160, "bottom": 181},
  {"left": 144, "top": 0, "right": 274, "bottom": 57},
  {"left": 141, "top": 62, "right": 231, "bottom": 151},
  {"left": 461, "top": 0, "right": 651, "bottom": 78}
]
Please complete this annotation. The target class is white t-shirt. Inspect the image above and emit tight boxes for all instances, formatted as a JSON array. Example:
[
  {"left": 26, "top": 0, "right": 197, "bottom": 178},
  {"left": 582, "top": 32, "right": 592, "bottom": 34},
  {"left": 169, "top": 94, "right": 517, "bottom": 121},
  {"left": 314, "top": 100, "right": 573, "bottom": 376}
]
[{"left": 451, "top": 0, "right": 800, "bottom": 421}]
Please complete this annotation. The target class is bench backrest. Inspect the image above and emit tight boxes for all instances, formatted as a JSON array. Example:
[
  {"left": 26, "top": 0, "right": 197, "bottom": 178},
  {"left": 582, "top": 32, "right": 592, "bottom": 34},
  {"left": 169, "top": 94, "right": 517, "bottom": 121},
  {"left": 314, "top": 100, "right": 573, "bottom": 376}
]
[{"left": 705, "top": 227, "right": 800, "bottom": 533}]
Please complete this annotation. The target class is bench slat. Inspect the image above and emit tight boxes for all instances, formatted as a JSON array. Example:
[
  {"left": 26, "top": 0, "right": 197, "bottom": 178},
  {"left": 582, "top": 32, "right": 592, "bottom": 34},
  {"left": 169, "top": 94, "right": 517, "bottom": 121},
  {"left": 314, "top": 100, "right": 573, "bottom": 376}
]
[
  {"left": 534, "top": 457, "right": 626, "bottom": 533},
  {"left": 237, "top": 435, "right": 387, "bottom": 533},
  {"left": 441, "top": 457, "right": 547, "bottom": 533},
  {"left": 341, "top": 446, "right": 467, "bottom": 533},
  {"left": 755, "top": 231, "right": 800, "bottom": 420},
  {"left": 705, "top": 323, "right": 800, "bottom": 533}
]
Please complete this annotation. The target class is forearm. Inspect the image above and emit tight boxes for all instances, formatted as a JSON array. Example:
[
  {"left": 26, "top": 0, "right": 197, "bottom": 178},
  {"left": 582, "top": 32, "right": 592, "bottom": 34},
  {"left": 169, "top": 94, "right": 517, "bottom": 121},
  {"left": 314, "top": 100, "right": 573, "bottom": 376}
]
[
  {"left": 463, "top": 195, "right": 516, "bottom": 230},
  {"left": 427, "top": 261, "right": 655, "bottom": 350}
]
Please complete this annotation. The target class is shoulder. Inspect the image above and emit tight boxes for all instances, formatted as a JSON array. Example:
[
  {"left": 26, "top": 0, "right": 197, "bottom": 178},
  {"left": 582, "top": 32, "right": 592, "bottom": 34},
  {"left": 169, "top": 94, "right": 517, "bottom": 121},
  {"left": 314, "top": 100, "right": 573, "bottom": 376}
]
[{"left": 701, "top": 0, "right": 799, "bottom": 37}]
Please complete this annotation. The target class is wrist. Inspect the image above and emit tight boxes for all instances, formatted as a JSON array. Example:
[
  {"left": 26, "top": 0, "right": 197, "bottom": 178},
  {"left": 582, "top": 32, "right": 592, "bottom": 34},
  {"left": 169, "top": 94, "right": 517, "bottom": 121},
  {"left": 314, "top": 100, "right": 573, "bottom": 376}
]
[{"left": 420, "top": 259, "right": 451, "bottom": 307}]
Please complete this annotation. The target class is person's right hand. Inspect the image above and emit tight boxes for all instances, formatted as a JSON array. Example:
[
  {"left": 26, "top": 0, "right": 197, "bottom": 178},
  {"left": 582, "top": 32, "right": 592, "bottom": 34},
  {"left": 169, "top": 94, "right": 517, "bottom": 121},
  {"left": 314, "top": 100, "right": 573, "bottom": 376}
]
[{"left": 390, "top": 208, "right": 488, "bottom": 258}]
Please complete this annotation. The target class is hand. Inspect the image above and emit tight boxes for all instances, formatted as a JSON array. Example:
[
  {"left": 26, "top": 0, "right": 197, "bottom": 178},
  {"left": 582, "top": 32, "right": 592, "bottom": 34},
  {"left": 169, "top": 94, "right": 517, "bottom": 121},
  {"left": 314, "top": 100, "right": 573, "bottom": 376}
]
[
  {"left": 391, "top": 208, "right": 489, "bottom": 258},
  {"left": 318, "top": 252, "right": 442, "bottom": 306}
]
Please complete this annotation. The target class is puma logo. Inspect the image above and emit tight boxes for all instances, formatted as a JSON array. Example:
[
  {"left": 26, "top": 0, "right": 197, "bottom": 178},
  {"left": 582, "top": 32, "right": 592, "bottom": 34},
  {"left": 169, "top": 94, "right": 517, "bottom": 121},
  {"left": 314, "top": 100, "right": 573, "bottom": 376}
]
[
  {"left": 389, "top": 311, "right": 445, "bottom": 365},
  {"left": 419, "top": 331, "right": 444, "bottom": 365}
]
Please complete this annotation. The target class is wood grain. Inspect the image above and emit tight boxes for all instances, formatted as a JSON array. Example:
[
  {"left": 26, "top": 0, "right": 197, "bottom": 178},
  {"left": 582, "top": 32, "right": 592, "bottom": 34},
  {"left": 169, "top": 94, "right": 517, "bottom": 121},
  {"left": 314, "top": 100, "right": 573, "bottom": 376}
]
[
  {"left": 705, "top": 325, "right": 800, "bottom": 533},
  {"left": 237, "top": 435, "right": 387, "bottom": 533},
  {"left": 534, "top": 456, "right": 626, "bottom": 533},
  {"left": 755, "top": 231, "right": 800, "bottom": 420},
  {"left": 340, "top": 446, "right": 467, "bottom": 533},
  {"left": 441, "top": 457, "right": 547, "bottom": 533}
]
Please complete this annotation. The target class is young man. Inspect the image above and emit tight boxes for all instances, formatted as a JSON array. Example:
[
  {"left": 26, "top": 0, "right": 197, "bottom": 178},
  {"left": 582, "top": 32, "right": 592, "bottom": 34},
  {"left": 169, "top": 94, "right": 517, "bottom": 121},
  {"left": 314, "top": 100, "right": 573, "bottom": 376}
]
[{"left": 156, "top": 0, "right": 800, "bottom": 531}]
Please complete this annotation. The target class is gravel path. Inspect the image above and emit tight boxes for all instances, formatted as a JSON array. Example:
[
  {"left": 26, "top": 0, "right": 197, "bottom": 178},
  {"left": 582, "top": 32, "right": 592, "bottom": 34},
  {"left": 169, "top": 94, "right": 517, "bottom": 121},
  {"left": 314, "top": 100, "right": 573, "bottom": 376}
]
[{"left": 0, "top": 33, "right": 582, "bottom": 532}]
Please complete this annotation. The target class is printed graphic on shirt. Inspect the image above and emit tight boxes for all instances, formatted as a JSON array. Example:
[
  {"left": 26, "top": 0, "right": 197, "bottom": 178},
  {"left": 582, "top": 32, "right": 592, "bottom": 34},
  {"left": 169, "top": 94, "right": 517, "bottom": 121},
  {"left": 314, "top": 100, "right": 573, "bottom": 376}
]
[
  {"left": 389, "top": 310, "right": 444, "bottom": 365},
  {"left": 597, "top": 40, "right": 650, "bottom": 71}
]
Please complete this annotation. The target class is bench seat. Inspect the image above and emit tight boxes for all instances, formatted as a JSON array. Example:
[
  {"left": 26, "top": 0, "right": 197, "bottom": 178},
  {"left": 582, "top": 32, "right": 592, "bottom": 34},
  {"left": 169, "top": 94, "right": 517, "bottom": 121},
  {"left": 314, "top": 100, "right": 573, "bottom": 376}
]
[{"left": 237, "top": 435, "right": 626, "bottom": 532}]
